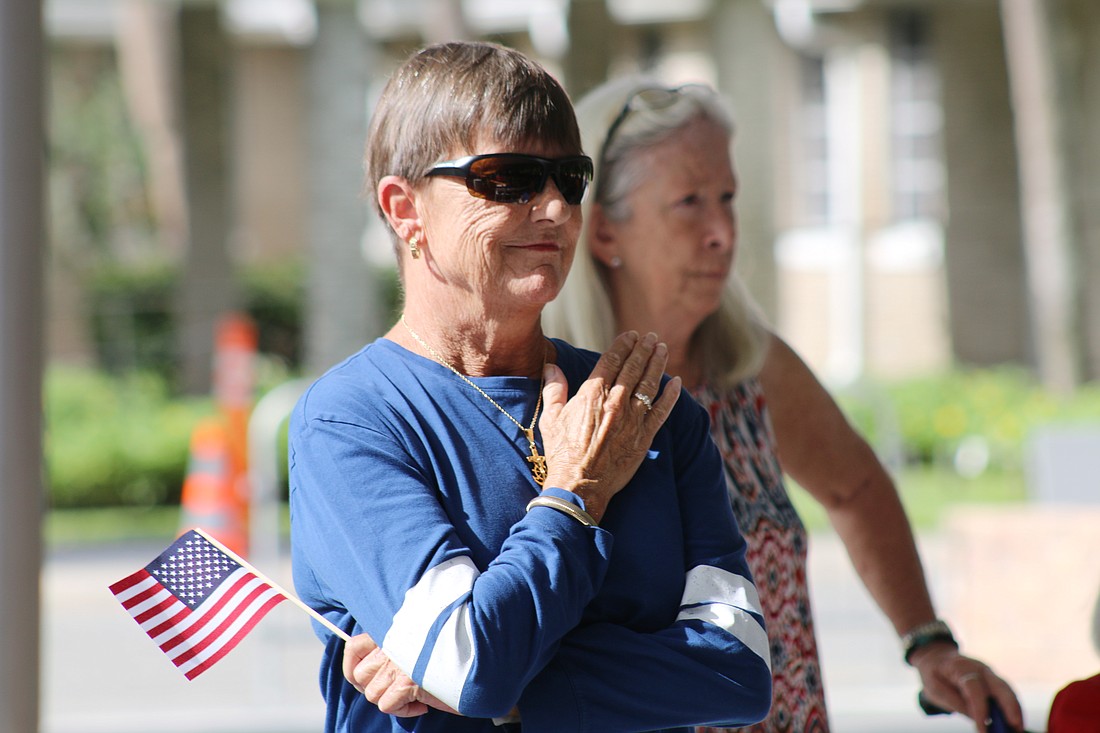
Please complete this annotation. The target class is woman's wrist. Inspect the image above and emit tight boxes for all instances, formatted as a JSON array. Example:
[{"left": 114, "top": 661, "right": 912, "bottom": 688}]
[
  {"left": 540, "top": 477, "right": 606, "bottom": 523},
  {"left": 526, "top": 493, "right": 597, "bottom": 526},
  {"left": 900, "top": 618, "right": 958, "bottom": 666}
]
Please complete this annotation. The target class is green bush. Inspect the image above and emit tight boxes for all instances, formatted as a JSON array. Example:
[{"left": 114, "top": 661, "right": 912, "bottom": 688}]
[
  {"left": 87, "top": 261, "right": 309, "bottom": 383},
  {"left": 45, "top": 366, "right": 215, "bottom": 508},
  {"left": 88, "top": 264, "right": 177, "bottom": 380},
  {"left": 838, "top": 367, "right": 1100, "bottom": 472},
  {"left": 241, "top": 260, "right": 306, "bottom": 369}
]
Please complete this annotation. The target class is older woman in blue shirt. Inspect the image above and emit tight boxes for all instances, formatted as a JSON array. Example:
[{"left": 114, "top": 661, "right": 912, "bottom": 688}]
[{"left": 288, "top": 41, "right": 772, "bottom": 733}]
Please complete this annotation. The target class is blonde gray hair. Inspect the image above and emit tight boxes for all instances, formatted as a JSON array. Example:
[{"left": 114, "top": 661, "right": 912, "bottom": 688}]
[{"left": 542, "top": 76, "right": 768, "bottom": 387}]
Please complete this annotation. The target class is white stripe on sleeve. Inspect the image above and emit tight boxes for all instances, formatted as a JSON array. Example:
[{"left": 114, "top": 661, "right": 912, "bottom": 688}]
[
  {"left": 677, "top": 565, "right": 771, "bottom": 671},
  {"left": 418, "top": 603, "right": 476, "bottom": 710},
  {"left": 383, "top": 556, "right": 480, "bottom": 706}
]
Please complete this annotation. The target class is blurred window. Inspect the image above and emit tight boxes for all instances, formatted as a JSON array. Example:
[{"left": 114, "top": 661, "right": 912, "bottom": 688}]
[{"left": 888, "top": 9, "right": 945, "bottom": 222}]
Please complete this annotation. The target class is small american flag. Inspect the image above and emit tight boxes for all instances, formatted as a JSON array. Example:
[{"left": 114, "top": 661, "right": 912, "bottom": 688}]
[{"left": 109, "top": 529, "right": 287, "bottom": 680}]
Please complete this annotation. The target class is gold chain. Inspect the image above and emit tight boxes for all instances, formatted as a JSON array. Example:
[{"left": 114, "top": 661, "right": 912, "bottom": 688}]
[{"left": 400, "top": 315, "right": 548, "bottom": 486}]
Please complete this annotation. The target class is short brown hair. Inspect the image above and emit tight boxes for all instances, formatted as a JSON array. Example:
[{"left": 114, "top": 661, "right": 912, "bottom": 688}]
[{"left": 365, "top": 41, "right": 582, "bottom": 241}]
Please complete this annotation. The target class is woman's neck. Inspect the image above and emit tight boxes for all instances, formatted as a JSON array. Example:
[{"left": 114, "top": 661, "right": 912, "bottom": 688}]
[
  {"left": 666, "top": 349, "right": 704, "bottom": 391},
  {"left": 392, "top": 308, "right": 548, "bottom": 378},
  {"left": 615, "top": 311, "right": 704, "bottom": 389}
]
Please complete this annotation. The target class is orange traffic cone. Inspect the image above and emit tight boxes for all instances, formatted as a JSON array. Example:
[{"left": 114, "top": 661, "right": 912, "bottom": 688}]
[{"left": 178, "top": 418, "right": 248, "bottom": 556}]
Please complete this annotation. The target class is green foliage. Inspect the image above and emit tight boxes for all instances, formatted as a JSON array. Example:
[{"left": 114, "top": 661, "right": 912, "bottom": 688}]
[
  {"left": 241, "top": 260, "right": 306, "bottom": 369},
  {"left": 838, "top": 367, "right": 1100, "bottom": 473},
  {"left": 88, "top": 264, "right": 177, "bottom": 380},
  {"left": 44, "top": 366, "right": 215, "bottom": 508},
  {"left": 86, "top": 260, "right": 310, "bottom": 383}
]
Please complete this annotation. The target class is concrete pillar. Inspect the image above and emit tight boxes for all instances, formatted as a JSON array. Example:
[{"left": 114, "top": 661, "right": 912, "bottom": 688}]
[
  {"left": 1066, "top": 0, "right": 1100, "bottom": 380},
  {"left": 564, "top": 0, "right": 616, "bottom": 99},
  {"left": 1000, "top": 0, "right": 1080, "bottom": 392},
  {"left": 0, "top": 1, "right": 44, "bottom": 731},
  {"left": 709, "top": 0, "right": 787, "bottom": 322},
  {"left": 934, "top": 1, "right": 1030, "bottom": 367},
  {"left": 304, "top": 4, "right": 379, "bottom": 375}
]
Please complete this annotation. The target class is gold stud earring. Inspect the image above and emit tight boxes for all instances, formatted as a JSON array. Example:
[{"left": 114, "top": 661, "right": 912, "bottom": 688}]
[{"left": 409, "top": 235, "right": 421, "bottom": 260}]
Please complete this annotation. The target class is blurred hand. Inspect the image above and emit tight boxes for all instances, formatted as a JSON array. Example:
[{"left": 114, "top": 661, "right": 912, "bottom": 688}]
[
  {"left": 912, "top": 643, "right": 1025, "bottom": 732},
  {"left": 539, "top": 330, "right": 681, "bottom": 522}
]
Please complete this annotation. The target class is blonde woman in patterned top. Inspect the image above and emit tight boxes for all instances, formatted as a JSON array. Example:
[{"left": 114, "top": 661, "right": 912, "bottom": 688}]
[{"left": 542, "top": 76, "right": 1025, "bottom": 733}]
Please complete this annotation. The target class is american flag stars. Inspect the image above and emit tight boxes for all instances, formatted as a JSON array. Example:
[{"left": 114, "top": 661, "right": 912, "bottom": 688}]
[{"left": 148, "top": 537, "right": 239, "bottom": 605}]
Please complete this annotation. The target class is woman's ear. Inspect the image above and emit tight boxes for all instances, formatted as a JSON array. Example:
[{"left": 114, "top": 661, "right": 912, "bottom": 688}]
[
  {"left": 377, "top": 175, "right": 421, "bottom": 241},
  {"left": 587, "top": 203, "right": 622, "bottom": 268}
]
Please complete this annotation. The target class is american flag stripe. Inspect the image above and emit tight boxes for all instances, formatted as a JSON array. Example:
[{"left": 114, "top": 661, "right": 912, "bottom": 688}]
[
  {"left": 161, "top": 574, "right": 268, "bottom": 656},
  {"left": 133, "top": 595, "right": 180, "bottom": 625},
  {"left": 108, "top": 569, "right": 155, "bottom": 599},
  {"left": 144, "top": 606, "right": 190, "bottom": 637},
  {"left": 175, "top": 590, "right": 285, "bottom": 679},
  {"left": 121, "top": 581, "right": 163, "bottom": 610}
]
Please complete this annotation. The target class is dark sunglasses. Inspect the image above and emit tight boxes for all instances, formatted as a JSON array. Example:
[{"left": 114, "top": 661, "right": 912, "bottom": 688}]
[{"left": 425, "top": 153, "right": 593, "bottom": 206}]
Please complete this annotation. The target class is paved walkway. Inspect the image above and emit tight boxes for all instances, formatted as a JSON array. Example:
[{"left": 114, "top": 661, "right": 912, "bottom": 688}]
[{"left": 43, "top": 525, "right": 1075, "bottom": 733}]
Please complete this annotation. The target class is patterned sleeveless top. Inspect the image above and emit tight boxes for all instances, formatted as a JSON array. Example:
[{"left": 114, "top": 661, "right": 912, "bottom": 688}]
[{"left": 692, "top": 378, "right": 830, "bottom": 733}]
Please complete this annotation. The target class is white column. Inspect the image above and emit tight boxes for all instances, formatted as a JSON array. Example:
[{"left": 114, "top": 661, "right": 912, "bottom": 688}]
[
  {"left": 0, "top": 1, "right": 45, "bottom": 731},
  {"left": 822, "top": 47, "right": 866, "bottom": 385}
]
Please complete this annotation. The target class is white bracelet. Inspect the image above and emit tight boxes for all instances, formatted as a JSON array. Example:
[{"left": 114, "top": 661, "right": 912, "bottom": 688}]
[
  {"left": 525, "top": 495, "right": 596, "bottom": 527},
  {"left": 901, "top": 618, "right": 957, "bottom": 665}
]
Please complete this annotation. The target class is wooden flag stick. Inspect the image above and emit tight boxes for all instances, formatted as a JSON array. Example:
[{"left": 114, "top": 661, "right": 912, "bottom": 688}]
[{"left": 194, "top": 527, "right": 351, "bottom": 642}]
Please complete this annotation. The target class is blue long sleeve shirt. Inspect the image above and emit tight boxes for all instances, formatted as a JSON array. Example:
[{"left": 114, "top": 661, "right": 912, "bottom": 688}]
[{"left": 289, "top": 338, "right": 771, "bottom": 732}]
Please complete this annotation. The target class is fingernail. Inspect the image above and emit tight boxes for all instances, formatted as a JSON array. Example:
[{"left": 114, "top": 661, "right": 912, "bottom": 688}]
[{"left": 643, "top": 332, "right": 657, "bottom": 346}]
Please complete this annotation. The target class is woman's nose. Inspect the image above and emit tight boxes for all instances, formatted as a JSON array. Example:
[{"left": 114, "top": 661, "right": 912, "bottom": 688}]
[
  {"left": 530, "top": 179, "right": 574, "bottom": 223},
  {"left": 704, "top": 209, "right": 736, "bottom": 252}
]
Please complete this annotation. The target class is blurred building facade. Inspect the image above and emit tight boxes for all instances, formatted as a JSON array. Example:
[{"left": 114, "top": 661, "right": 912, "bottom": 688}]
[{"left": 44, "top": 0, "right": 1100, "bottom": 388}]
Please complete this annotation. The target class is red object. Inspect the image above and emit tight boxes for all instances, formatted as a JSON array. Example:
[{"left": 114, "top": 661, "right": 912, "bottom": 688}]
[
  {"left": 1047, "top": 673, "right": 1100, "bottom": 733},
  {"left": 179, "top": 419, "right": 248, "bottom": 556},
  {"left": 109, "top": 530, "right": 286, "bottom": 680}
]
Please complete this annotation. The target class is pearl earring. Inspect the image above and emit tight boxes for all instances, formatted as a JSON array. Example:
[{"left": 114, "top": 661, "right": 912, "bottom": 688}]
[{"left": 609, "top": 256, "right": 623, "bottom": 268}]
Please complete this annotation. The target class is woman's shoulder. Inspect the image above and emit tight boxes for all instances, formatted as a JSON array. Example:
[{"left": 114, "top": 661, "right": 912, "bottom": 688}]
[{"left": 294, "top": 338, "right": 425, "bottom": 423}]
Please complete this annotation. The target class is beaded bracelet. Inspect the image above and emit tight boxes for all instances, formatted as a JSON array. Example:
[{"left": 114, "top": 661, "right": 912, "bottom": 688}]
[
  {"left": 525, "top": 495, "right": 597, "bottom": 527},
  {"left": 901, "top": 619, "right": 958, "bottom": 665}
]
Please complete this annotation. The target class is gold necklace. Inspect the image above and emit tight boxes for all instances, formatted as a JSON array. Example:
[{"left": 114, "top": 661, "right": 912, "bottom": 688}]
[{"left": 401, "top": 315, "right": 548, "bottom": 486}]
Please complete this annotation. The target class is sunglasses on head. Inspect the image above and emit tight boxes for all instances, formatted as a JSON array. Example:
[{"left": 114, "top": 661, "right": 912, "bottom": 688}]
[
  {"left": 425, "top": 153, "right": 594, "bottom": 206},
  {"left": 602, "top": 83, "right": 713, "bottom": 154}
]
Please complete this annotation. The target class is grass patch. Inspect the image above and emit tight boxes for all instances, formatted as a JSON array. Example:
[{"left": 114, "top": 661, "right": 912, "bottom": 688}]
[
  {"left": 45, "top": 505, "right": 181, "bottom": 546},
  {"left": 45, "top": 504, "right": 292, "bottom": 547}
]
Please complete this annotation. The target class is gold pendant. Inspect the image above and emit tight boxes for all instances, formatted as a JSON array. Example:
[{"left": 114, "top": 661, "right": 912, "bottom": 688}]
[
  {"left": 523, "top": 429, "right": 547, "bottom": 486},
  {"left": 526, "top": 444, "right": 547, "bottom": 486}
]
